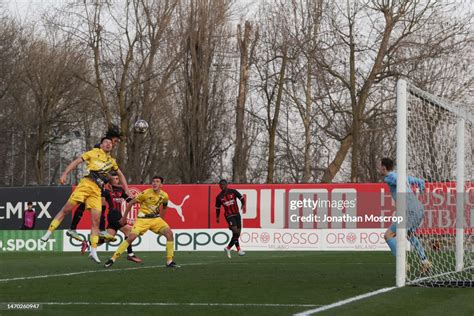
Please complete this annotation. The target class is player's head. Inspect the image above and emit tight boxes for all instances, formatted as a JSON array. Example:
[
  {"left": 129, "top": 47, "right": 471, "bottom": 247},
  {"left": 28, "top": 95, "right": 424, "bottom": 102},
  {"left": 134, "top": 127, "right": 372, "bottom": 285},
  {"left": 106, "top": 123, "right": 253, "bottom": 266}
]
[
  {"left": 105, "top": 125, "right": 122, "bottom": 148},
  {"left": 152, "top": 176, "right": 164, "bottom": 191},
  {"left": 380, "top": 157, "right": 394, "bottom": 176},
  {"left": 27, "top": 202, "right": 33, "bottom": 208},
  {"left": 100, "top": 137, "right": 113, "bottom": 152},
  {"left": 109, "top": 171, "right": 119, "bottom": 185},
  {"left": 218, "top": 179, "right": 228, "bottom": 190}
]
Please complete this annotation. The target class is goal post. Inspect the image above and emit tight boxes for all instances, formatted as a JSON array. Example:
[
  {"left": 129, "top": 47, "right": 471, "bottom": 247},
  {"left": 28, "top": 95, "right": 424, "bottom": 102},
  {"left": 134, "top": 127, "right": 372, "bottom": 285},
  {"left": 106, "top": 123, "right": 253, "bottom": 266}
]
[
  {"left": 456, "top": 117, "right": 465, "bottom": 273},
  {"left": 396, "top": 78, "right": 473, "bottom": 287},
  {"left": 396, "top": 79, "right": 408, "bottom": 287}
]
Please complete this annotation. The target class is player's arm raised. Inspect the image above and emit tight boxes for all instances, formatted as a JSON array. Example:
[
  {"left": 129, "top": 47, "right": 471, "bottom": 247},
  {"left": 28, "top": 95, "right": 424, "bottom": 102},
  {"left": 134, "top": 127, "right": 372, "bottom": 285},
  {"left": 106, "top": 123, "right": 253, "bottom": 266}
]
[{"left": 59, "top": 157, "right": 83, "bottom": 184}]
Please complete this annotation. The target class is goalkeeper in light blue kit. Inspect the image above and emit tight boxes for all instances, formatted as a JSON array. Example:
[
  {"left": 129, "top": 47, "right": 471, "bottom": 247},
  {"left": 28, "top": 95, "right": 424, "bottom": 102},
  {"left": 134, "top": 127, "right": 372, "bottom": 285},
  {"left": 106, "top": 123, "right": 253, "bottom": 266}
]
[{"left": 380, "top": 158, "right": 432, "bottom": 273}]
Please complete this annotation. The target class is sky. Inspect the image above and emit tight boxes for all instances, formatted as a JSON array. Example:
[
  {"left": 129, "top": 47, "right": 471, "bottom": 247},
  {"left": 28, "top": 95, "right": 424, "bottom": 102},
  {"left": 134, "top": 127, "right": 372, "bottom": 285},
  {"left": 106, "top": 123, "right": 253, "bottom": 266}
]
[
  {"left": 5, "top": 0, "right": 58, "bottom": 21},
  {"left": 4, "top": 0, "right": 259, "bottom": 22},
  {"left": 5, "top": 0, "right": 473, "bottom": 24}
]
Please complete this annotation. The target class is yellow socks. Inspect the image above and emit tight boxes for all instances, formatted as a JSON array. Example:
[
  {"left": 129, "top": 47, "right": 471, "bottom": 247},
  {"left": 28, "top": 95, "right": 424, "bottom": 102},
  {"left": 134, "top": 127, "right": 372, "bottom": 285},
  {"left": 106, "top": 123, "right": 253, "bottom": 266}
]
[
  {"left": 48, "top": 219, "right": 61, "bottom": 232},
  {"left": 90, "top": 235, "right": 99, "bottom": 248},
  {"left": 112, "top": 240, "right": 130, "bottom": 261},
  {"left": 166, "top": 241, "right": 174, "bottom": 263}
]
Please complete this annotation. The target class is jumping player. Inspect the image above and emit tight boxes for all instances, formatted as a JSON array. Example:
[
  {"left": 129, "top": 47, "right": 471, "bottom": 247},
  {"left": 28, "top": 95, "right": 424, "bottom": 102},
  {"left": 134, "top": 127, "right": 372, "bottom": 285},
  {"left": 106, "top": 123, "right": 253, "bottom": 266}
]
[
  {"left": 66, "top": 126, "right": 123, "bottom": 247},
  {"left": 216, "top": 179, "right": 246, "bottom": 258},
  {"left": 41, "top": 137, "right": 131, "bottom": 264}
]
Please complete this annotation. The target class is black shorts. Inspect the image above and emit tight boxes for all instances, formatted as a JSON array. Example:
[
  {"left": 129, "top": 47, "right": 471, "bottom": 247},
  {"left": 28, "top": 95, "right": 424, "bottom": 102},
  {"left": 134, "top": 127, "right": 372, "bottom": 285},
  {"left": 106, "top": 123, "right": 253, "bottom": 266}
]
[
  {"left": 107, "top": 210, "right": 124, "bottom": 231},
  {"left": 226, "top": 213, "right": 241, "bottom": 229}
]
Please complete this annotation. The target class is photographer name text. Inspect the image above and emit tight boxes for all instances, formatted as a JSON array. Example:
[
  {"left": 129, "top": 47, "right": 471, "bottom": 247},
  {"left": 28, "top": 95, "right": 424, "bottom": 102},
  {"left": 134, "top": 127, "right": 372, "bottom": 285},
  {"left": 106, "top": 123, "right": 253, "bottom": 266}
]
[{"left": 290, "top": 213, "right": 403, "bottom": 223}]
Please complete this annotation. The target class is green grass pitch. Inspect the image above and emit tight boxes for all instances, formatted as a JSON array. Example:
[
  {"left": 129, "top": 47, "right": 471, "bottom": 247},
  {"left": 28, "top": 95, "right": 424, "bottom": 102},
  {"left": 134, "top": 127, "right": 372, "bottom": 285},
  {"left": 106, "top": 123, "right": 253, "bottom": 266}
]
[{"left": 0, "top": 251, "right": 473, "bottom": 315}]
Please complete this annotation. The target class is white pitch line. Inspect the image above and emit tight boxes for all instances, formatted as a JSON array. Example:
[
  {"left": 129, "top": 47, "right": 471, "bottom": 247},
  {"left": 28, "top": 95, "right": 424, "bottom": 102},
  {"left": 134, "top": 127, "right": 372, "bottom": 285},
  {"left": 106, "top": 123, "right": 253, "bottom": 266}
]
[
  {"left": 223, "top": 262, "right": 394, "bottom": 265},
  {"left": 0, "top": 252, "right": 308, "bottom": 283},
  {"left": 22, "top": 302, "right": 322, "bottom": 308},
  {"left": 0, "top": 252, "right": 320, "bottom": 283},
  {"left": 0, "top": 262, "right": 207, "bottom": 283},
  {"left": 293, "top": 287, "right": 396, "bottom": 315}
]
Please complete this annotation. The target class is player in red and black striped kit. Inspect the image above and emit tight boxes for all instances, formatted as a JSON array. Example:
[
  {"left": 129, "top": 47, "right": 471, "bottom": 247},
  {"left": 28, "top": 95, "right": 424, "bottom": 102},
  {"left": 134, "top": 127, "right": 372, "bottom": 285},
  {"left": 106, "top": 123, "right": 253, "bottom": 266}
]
[
  {"left": 215, "top": 179, "right": 246, "bottom": 258},
  {"left": 100, "top": 171, "right": 143, "bottom": 263},
  {"left": 78, "top": 171, "right": 142, "bottom": 263}
]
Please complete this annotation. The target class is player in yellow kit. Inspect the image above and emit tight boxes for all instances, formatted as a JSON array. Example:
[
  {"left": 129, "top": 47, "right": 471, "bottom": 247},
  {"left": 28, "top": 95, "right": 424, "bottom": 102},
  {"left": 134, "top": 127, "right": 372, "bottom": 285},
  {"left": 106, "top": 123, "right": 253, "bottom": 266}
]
[
  {"left": 41, "top": 137, "right": 131, "bottom": 263},
  {"left": 104, "top": 176, "right": 178, "bottom": 268}
]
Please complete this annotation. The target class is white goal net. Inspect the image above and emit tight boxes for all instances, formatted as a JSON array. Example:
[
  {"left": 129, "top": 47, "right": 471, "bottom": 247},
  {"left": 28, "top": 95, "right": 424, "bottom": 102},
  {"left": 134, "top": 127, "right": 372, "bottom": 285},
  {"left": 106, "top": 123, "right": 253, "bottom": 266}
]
[{"left": 396, "top": 79, "right": 473, "bottom": 287}]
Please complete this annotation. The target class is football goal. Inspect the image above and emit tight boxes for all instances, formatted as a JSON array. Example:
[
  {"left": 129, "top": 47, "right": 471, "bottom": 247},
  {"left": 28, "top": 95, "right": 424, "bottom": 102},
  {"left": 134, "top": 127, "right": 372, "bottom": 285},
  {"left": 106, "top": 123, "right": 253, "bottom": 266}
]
[{"left": 396, "top": 79, "right": 473, "bottom": 287}]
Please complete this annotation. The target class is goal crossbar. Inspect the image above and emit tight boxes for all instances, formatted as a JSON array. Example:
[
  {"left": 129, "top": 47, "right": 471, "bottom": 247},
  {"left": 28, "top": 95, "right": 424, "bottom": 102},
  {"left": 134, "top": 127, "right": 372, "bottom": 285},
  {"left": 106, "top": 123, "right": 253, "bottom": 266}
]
[{"left": 407, "top": 84, "right": 474, "bottom": 123}]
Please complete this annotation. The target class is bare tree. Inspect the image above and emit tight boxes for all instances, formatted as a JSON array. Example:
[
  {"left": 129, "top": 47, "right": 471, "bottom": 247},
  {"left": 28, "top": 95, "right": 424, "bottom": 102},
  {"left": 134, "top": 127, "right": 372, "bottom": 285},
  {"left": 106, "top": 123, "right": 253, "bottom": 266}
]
[
  {"left": 173, "top": 0, "right": 234, "bottom": 183},
  {"left": 317, "top": 0, "right": 471, "bottom": 182},
  {"left": 19, "top": 38, "right": 93, "bottom": 184},
  {"left": 253, "top": 1, "right": 292, "bottom": 184},
  {"left": 125, "top": 0, "right": 180, "bottom": 182},
  {"left": 0, "top": 18, "right": 23, "bottom": 185},
  {"left": 1, "top": 0, "right": 471, "bottom": 186},
  {"left": 46, "top": 0, "right": 182, "bottom": 182},
  {"left": 284, "top": 0, "right": 324, "bottom": 183},
  {"left": 232, "top": 20, "right": 258, "bottom": 183}
]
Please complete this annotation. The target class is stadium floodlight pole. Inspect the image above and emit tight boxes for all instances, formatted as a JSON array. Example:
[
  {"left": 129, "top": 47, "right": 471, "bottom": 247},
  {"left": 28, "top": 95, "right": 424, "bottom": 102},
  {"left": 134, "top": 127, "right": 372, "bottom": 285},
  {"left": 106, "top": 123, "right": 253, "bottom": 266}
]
[
  {"left": 396, "top": 79, "right": 408, "bottom": 287},
  {"left": 455, "top": 117, "right": 465, "bottom": 272}
]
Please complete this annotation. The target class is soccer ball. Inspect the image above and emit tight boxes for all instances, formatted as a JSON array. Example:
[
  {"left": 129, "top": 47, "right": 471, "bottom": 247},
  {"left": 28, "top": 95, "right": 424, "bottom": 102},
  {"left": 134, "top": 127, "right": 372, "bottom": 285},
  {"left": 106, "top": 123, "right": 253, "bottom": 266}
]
[{"left": 134, "top": 119, "right": 149, "bottom": 134}]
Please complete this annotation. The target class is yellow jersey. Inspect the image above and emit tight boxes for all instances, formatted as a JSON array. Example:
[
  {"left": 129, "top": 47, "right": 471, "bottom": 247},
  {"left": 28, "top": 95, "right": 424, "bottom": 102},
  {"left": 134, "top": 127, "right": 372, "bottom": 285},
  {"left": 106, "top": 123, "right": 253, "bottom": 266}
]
[
  {"left": 81, "top": 148, "right": 119, "bottom": 177},
  {"left": 135, "top": 188, "right": 169, "bottom": 216}
]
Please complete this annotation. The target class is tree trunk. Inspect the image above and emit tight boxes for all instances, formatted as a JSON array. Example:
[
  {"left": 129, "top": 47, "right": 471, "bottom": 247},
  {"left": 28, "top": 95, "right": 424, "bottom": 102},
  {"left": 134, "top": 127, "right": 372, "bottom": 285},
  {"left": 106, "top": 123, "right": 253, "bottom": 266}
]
[
  {"left": 302, "top": 61, "right": 312, "bottom": 183},
  {"left": 321, "top": 135, "right": 353, "bottom": 183},
  {"left": 233, "top": 21, "right": 252, "bottom": 183},
  {"left": 35, "top": 146, "right": 44, "bottom": 185},
  {"left": 92, "top": 26, "right": 112, "bottom": 126},
  {"left": 266, "top": 47, "right": 287, "bottom": 183}
]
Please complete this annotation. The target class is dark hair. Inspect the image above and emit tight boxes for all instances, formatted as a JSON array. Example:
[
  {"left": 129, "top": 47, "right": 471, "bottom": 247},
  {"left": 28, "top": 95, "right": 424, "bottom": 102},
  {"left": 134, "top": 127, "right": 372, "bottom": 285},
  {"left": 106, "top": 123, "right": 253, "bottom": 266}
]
[
  {"left": 219, "top": 179, "right": 228, "bottom": 185},
  {"left": 27, "top": 201, "right": 33, "bottom": 206},
  {"left": 100, "top": 136, "right": 113, "bottom": 144},
  {"left": 109, "top": 171, "right": 118, "bottom": 176},
  {"left": 152, "top": 176, "right": 164, "bottom": 183},
  {"left": 105, "top": 124, "right": 122, "bottom": 139},
  {"left": 381, "top": 158, "right": 394, "bottom": 171}
]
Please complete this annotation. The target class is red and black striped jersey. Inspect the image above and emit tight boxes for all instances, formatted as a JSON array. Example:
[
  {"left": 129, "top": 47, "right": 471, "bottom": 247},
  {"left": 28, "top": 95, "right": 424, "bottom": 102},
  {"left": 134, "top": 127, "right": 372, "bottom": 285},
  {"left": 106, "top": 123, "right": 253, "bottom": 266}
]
[
  {"left": 104, "top": 185, "right": 129, "bottom": 212},
  {"left": 215, "top": 189, "right": 244, "bottom": 218}
]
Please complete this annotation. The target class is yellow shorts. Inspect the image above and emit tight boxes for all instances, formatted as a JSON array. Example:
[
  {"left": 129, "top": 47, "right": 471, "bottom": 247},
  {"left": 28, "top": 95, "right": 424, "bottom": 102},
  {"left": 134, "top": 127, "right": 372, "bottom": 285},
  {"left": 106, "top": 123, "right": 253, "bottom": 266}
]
[
  {"left": 131, "top": 217, "right": 169, "bottom": 236},
  {"left": 69, "top": 178, "right": 101, "bottom": 211}
]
